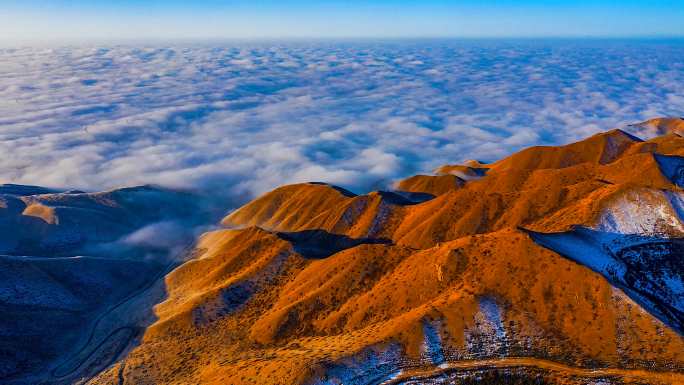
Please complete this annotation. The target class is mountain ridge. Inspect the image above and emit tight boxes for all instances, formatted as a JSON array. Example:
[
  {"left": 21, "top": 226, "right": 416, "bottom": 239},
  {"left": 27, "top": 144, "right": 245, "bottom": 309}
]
[
  {"left": 2, "top": 118, "right": 684, "bottom": 384},
  {"left": 90, "top": 118, "right": 684, "bottom": 385}
]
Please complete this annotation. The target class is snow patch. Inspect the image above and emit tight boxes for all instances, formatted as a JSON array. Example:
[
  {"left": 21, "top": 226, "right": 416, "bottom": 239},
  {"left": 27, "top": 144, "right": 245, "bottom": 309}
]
[
  {"left": 593, "top": 189, "right": 684, "bottom": 236},
  {"left": 528, "top": 227, "right": 628, "bottom": 280},
  {"left": 337, "top": 199, "right": 368, "bottom": 228},
  {"left": 366, "top": 199, "right": 392, "bottom": 238},
  {"left": 465, "top": 297, "right": 508, "bottom": 357},
  {"left": 310, "top": 344, "right": 403, "bottom": 385},
  {"left": 478, "top": 297, "right": 506, "bottom": 341},
  {"left": 421, "top": 320, "right": 446, "bottom": 366},
  {"left": 527, "top": 227, "right": 684, "bottom": 334}
]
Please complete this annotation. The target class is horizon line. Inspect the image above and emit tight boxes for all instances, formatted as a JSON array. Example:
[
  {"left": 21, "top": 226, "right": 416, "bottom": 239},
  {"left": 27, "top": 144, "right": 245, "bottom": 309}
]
[{"left": 2, "top": 35, "right": 684, "bottom": 46}]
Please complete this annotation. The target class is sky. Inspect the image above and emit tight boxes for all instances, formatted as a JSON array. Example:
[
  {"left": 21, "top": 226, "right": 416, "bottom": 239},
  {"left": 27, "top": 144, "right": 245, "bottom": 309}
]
[
  {"left": 1, "top": 1, "right": 684, "bottom": 42},
  {"left": 1, "top": 2, "right": 683, "bottom": 209}
]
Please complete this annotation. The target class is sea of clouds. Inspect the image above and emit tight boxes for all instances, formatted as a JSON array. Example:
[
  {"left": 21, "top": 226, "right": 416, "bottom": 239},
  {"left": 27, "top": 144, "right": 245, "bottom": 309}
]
[{"left": 1, "top": 39, "right": 684, "bottom": 207}]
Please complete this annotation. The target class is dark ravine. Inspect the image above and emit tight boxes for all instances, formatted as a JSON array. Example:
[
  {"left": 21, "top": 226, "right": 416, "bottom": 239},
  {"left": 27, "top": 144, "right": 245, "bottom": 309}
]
[{"left": 48, "top": 260, "right": 178, "bottom": 384}]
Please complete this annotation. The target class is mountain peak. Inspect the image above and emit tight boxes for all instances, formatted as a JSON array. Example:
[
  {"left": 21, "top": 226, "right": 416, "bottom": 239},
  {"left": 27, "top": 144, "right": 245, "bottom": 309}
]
[{"left": 628, "top": 117, "right": 684, "bottom": 137}]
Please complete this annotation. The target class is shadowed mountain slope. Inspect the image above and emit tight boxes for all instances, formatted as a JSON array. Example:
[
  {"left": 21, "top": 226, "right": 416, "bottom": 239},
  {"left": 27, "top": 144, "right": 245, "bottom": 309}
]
[
  {"left": 0, "top": 255, "right": 163, "bottom": 382},
  {"left": 0, "top": 185, "right": 212, "bottom": 258},
  {"left": 0, "top": 185, "right": 219, "bottom": 385}
]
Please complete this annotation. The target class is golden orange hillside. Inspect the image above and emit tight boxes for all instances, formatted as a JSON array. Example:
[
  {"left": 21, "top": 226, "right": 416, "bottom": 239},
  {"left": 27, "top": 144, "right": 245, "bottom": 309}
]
[{"left": 89, "top": 119, "right": 684, "bottom": 385}]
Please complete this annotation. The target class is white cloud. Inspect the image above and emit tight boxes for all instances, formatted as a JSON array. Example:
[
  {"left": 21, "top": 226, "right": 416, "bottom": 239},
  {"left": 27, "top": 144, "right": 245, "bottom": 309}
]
[{"left": 0, "top": 41, "right": 683, "bottom": 209}]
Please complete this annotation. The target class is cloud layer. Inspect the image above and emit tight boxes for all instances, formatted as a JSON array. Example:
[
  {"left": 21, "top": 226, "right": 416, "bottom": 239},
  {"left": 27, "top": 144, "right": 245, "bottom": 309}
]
[{"left": 1, "top": 40, "right": 684, "bottom": 207}]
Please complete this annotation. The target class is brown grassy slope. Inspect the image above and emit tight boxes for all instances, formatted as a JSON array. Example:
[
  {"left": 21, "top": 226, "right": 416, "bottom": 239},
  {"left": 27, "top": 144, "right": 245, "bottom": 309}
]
[
  {"left": 394, "top": 174, "right": 464, "bottom": 196},
  {"left": 224, "top": 129, "right": 681, "bottom": 249},
  {"left": 95, "top": 228, "right": 683, "bottom": 385},
  {"left": 91, "top": 119, "right": 684, "bottom": 384},
  {"left": 487, "top": 129, "right": 642, "bottom": 171}
]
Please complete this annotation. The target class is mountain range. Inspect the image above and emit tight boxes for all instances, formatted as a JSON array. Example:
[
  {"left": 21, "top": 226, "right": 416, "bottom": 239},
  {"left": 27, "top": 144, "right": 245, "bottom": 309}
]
[{"left": 2, "top": 118, "right": 684, "bottom": 384}]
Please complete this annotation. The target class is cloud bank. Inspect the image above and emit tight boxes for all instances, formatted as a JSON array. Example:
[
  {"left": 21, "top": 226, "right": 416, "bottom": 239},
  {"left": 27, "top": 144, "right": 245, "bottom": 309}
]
[{"left": 1, "top": 40, "right": 684, "bottom": 208}]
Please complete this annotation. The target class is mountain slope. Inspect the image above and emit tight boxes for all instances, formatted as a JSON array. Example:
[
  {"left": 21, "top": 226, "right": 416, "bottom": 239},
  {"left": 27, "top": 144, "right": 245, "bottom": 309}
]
[
  {"left": 0, "top": 185, "right": 216, "bottom": 384},
  {"left": 0, "top": 185, "right": 212, "bottom": 258},
  {"left": 628, "top": 117, "right": 684, "bottom": 137},
  {"left": 83, "top": 119, "right": 684, "bottom": 385}
]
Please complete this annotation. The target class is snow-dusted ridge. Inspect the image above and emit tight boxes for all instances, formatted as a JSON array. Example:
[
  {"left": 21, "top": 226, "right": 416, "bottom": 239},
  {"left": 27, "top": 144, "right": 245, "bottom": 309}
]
[
  {"left": 525, "top": 226, "right": 683, "bottom": 335},
  {"left": 525, "top": 155, "right": 684, "bottom": 335},
  {"left": 593, "top": 188, "right": 684, "bottom": 237}
]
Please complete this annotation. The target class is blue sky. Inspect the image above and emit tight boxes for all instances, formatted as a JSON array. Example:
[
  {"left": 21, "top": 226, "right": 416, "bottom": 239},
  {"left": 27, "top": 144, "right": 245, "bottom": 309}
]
[{"left": 2, "top": 1, "right": 684, "bottom": 41}]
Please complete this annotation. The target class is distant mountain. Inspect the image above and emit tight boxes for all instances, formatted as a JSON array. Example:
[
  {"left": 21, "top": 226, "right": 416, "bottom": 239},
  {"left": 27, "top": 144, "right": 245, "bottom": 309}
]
[
  {"left": 0, "top": 185, "right": 211, "bottom": 257},
  {"left": 4, "top": 118, "right": 684, "bottom": 385},
  {"left": 0, "top": 185, "right": 216, "bottom": 384},
  {"left": 628, "top": 117, "right": 684, "bottom": 138}
]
